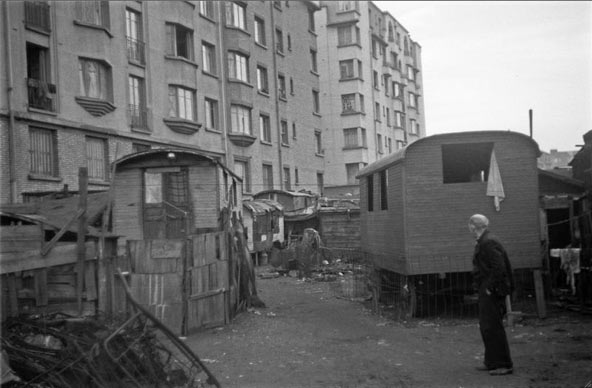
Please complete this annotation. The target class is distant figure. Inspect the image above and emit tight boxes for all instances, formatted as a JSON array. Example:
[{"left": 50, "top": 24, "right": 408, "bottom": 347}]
[{"left": 468, "top": 214, "right": 514, "bottom": 376}]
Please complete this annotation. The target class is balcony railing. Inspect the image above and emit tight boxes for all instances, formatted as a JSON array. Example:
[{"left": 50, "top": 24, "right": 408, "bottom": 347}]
[
  {"left": 25, "top": 1, "right": 51, "bottom": 33},
  {"left": 126, "top": 37, "right": 146, "bottom": 65},
  {"left": 27, "top": 78, "right": 56, "bottom": 111},
  {"left": 129, "top": 105, "right": 149, "bottom": 129}
]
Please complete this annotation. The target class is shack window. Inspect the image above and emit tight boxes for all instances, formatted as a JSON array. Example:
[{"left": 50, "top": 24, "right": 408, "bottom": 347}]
[
  {"left": 441, "top": 142, "right": 493, "bottom": 184},
  {"left": 380, "top": 170, "right": 388, "bottom": 210},
  {"left": 145, "top": 172, "right": 163, "bottom": 203},
  {"left": 367, "top": 174, "right": 374, "bottom": 211}
]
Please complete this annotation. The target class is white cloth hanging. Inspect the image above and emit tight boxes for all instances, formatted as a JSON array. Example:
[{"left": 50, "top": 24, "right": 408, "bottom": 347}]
[{"left": 486, "top": 150, "right": 505, "bottom": 211}]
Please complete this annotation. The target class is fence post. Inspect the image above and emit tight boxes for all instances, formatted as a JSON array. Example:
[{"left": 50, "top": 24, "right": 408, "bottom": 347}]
[{"left": 533, "top": 269, "right": 546, "bottom": 318}]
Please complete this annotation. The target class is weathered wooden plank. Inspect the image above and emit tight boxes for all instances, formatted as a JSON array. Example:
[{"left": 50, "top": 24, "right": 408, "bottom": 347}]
[
  {"left": 7, "top": 275, "right": 18, "bottom": 316},
  {"left": 85, "top": 263, "right": 97, "bottom": 301},
  {"left": 0, "top": 242, "right": 96, "bottom": 274},
  {"left": 34, "top": 268, "right": 48, "bottom": 306},
  {"left": 41, "top": 209, "right": 84, "bottom": 256}
]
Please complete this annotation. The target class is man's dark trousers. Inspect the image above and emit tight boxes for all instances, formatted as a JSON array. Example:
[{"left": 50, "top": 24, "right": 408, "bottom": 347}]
[{"left": 479, "top": 288, "right": 513, "bottom": 369}]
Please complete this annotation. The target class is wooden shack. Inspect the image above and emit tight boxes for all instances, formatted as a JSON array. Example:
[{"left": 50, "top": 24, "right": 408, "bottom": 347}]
[
  {"left": 253, "top": 190, "right": 319, "bottom": 241},
  {"left": 357, "top": 131, "right": 543, "bottom": 315},
  {"left": 110, "top": 149, "right": 244, "bottom": 334},
  {"left": 242, "top": 199, "right": 284, "bottom": 260},
  {"left": 1, "top": 192, "right": 117, "bottom": 320}
]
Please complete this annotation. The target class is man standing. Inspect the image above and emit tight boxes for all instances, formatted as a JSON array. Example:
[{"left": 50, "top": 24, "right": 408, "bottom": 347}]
[{"left": 469, "top": 214, "right": 514, "bottom": 376}]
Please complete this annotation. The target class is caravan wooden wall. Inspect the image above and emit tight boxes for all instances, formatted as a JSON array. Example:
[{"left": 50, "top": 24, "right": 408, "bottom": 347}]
[{"left": 403, "top": 133, "right": 540, "bottom": 274}]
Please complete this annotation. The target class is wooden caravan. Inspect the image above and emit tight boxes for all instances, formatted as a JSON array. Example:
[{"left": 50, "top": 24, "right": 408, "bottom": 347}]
[
  {"left": 357, "top": 131, "right": 542, "bottom": 315},
  {"left": 111, "top": 149, "right": 243, "bottom": 334},
  {"left": 243, "top": 199, "right": 284, "bottom": 254},
  {"left": 253, "top": 190, "right": 319, "bottom": 240}
]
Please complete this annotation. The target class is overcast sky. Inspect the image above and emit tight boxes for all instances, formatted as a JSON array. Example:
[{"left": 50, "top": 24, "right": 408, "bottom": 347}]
[{"left": 374, "top": 1, "right": 591, "bottom": 153}]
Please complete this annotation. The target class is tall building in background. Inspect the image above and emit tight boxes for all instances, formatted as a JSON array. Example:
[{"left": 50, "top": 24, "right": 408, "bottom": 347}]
[
  {"left": 0, "top": 1, "right": 324, "bottom": 204},
  {"left": 316, "top": 0, "right": 426, "bottom": 197}
]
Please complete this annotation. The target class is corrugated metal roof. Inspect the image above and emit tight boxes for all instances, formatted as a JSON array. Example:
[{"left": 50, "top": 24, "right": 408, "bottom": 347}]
[{"left": 243, "top": 199, "right": 284, "bottom": 215}]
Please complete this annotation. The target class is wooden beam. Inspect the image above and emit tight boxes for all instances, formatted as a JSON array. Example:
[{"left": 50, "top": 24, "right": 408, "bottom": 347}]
[
  {"left": 0, "top": 242, "right": 96, "bottom": 274},
  {"left": 533, "top": 269, "right": 547, "bottom": 318},
  {"left": 77, "top": 167, "right": 88, "bottom": 316},
  {"left": 41, "top": 209, "right": 85, "bottom": 256}
]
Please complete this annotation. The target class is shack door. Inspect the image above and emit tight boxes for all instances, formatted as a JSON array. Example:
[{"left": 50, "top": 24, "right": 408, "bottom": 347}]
[{"left": 143, "top": 168, "right": 192, "bottom": 239}]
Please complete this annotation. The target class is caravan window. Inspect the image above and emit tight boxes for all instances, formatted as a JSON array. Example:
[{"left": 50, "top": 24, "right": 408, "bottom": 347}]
[{"left": 441, "top": 142, "right": 493, "bottom": 184}]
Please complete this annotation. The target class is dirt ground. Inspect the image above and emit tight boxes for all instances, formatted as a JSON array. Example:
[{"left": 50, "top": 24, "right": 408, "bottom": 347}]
[{"left": 186, "top": 267, "right": 592, "bottom": 388}]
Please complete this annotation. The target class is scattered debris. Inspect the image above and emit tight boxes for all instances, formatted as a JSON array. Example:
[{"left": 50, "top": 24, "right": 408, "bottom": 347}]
[{"left": 1, "top": 271, "right": 222, "bottom": 388}]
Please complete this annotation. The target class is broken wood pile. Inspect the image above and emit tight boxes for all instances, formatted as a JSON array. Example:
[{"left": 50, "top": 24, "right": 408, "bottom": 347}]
[{"left": 1, "top": 273, "right": 222, "bottom": 388}]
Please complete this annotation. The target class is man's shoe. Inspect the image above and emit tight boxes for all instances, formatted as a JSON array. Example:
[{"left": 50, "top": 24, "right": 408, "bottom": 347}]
[{"left": 489, "top": 368, "right": 513, "bottom": 376}]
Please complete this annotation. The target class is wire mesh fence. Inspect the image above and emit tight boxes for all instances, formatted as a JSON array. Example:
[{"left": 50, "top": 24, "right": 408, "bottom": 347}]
[{"left": 317, "top": 247, "right": 541, "bottom": 321}]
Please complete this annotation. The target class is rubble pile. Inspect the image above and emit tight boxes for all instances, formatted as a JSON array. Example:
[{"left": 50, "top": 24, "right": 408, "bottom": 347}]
[{"left": 1, "top": 312, "right": 217, "bottom": 388}]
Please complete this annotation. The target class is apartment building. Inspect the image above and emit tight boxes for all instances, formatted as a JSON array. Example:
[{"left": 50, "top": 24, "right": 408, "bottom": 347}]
[
  {"left": 315, "top": 0, "right": 425, "bottom": 197},
  {"left": 0, "top": 1, "right": 324, "bottom": 204}
]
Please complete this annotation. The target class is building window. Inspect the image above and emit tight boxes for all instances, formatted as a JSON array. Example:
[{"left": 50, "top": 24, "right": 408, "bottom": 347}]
[
  {"left": 278, "top": 74, "right": 287, "bottom": 99},
  {"left": 263, "top": 164, "right": 274, "bottom": 190},
  {"left": 343, "top": 128, "right": 358, "bottom": 148},
  {"left": 396, "top": 140, "right": 405, "bottom": 150},
  {"left": 407, "top": 65, "right": 416, "bottom": 82},
  {"left": 386, "top": 108, "right": 391, "bottom": 126},
  {"left": 338, "top": 1, "right": 356, "bottom": 11},
  {"left": 29, "top": 127, "right": 58, "bottom": 176},
  {"left": 85, "top": 136, "right": 108, "bottom": 180},
  {"left": 387, "top": 137, "right": 392, "bottom": 153},
  {"left": 409, "top": 119, "right": 418, "bottom": 135},
  {"left": 168, "top": 85, "right": 195, "bottom": 120},
  {"left": 202, "top": 41, "right": 216, "bottom": 74},
  {"left": 395, "top": 111, "right": 403, "bottom": 128},
  {"left": 259, "top": 114, "right": 271, "bottom": 142},
  {"left": 341, "top": 94, "right": 357, "bottom": 113},
  {"left": 442, "top": 143, "right": 493, "bottom": 184},
  {"left": 204, "top": 98, "right": 218, "bottom": 130},
  {"left": 295, "top": 168, "right": 299, "bottom": 186},
  {"left": 289, "top": 77, "right": 294, "bottom": 95},
  {"left": 128, "top": 75, "right": 147, "bottom": 129},
  {"left": 361, "top": 128, "right": 367, "bottom": 147},
  {"left": 281, "top": 120, "right": 289, "bottom": 145},
  {"left": 256, "top": 65, "right": 269, "bottom": 93},
  {"left": 165, "top": 23, "right": 194, "bottom": 60},
  {"left": 78, "top": 58, "right": 112, "bottom": 101},
  {"left": 254, "top": 16, "right": 266, "bottom": 45},
  {"left": 287, "top": 34, "right": 292, "bottom": 51},
  {"left": 126, "top": 9, "right": 144, "bottom": 64},
  {"left": 310, "top": 49, "right": 318, "bottom": 73},
  {"left": 367, "top": 174, "right": 374, "bottom": 211},
  {"left": 230, "top": 105, "right": 251, "bottom": 135},
  {"left": 373, "top": 71, "right": 379, "bottom": 89},
  {"left": 227, "top": 51, "right": 249, "bottom": 82},
  {"left": 312, "top": 90, "right": 320, "bottom": 114},
  {"left": 26, "top": 43, "right": 55, "bottom": 112},
  {"left": 375, "top": 102, "right": 380, "bottom": 121},
  {"left": 393, "top": 82, "right": 402, "bottom": 99},
  {"left": 339, "top": 59, "right": 355, "bottom": 79},
  {"left": 315, "top": 130, "right": 323, "bottom": 154},
  {"left": 377, "top": 134, "right": 383, "bottom": 153},
  {"left": 292, "top": 122, "right": 297, "bottom": 139},
  {"left": 275, "top": 28, "right": 284, "bottom": 53},
  {"left": 388, "top": 22, "right": 394, "bottom": 42},
  {"left": 346, "top": 163, "right": 359, "bottom": 185},
  {"left": 308, "top": 9, "right": 315, "bottom": 32},
  {"left": 379, "top": 170, "right": 388, "bottom": 210},
  {"left": 283, "top": 167, "right": 291, "bottom": 190},
  {"left": 225, "top": 2, "right": 246, "bottom": 30},
  {"left": 317, "top": 173, "right": 324, "bottom": 196},
  {"left": 234, "top": 159, "right": 251, "bottom": 193},
  {"left": 25, "top": 1, "right": 51, "bottom": 32},
  {"left": 337, "top": 25, "right": 360, "bottom": 46},
  {"left": 199, "top": 1, "right": 214, "bottom": 19},
  {"left": 408, "top": 92, "right": 417, "bottom": 108},
  {"left": 75, "top": 1, "right": 110, "bottom": 29}
]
